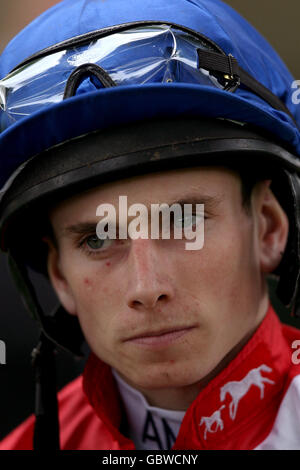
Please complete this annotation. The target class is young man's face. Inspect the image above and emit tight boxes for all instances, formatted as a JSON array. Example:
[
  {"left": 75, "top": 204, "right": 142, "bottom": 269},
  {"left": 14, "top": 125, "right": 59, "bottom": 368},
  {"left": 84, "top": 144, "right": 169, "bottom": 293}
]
[{"left": 48, "top": 166, "right": 287, "bottom": 402}]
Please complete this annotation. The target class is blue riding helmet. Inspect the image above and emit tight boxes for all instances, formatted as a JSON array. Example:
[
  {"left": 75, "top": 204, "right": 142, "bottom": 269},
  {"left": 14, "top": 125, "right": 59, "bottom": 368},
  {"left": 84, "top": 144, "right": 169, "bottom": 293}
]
[{"left": 0, "top": 0, "right": 300, "bottom": 189}]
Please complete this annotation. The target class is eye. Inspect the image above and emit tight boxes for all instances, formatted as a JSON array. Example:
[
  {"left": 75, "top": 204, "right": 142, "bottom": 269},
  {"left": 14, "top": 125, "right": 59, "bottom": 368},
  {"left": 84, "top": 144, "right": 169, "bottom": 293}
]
[
  {"left": 173, "top": 213, "right": 204, "bottom": 229},
  {"left": 85, "top": 234, "right": 113, "bottom": 251},
  {"left": 86, "top": 234, "right": 102, "bottom": 249}
]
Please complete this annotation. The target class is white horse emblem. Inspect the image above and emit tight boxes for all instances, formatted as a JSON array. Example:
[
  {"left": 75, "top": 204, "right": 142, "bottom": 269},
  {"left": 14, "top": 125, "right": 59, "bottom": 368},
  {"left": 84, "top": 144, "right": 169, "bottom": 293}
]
[
  {"left": 199, "top": 405, "right": 226, "bottom": 440},
  {"left": 220, "top": 364, "right": 275, "bottom": 420}
]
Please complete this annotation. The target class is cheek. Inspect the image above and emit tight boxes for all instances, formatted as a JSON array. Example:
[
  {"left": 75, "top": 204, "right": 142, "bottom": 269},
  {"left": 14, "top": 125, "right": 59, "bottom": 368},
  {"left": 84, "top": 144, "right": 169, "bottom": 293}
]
[
  {"left": 60, "top": 248, "right": 115, "bottom": 302},
  {"left": 76, "top": 273, "right": 111, "bottom": 309},
  {"left": 83, "top": 277, "right": 93, "bottom": 290},
  {"left": 176, "top": 218, "right": 257, "bottom": 303},
  {"left": 70, "top": 270, "right": 117, "bottom": 350},
  {"left": 71, "top": 263, "right": 124, "bottom": 333}
]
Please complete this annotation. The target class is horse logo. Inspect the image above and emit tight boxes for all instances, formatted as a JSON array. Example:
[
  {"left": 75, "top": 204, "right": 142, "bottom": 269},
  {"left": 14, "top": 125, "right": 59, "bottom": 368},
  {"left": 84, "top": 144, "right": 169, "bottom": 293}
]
[
  {"left": 199, "top": 405, "right": 226, "bottom": 440},
  {"left": 220, "top": 364, "right": 275, "bottom": 420}
]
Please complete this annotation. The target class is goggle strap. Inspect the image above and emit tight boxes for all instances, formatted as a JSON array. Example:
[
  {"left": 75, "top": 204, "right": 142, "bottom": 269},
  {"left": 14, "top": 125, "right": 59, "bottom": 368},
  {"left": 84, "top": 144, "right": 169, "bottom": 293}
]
[
  {"left": 197, "top": 49, "right": 297, "bottom": 125},
  {"left": 197, "top": 49, "right": 239, "bottom": 77},
  {"left": 63, "top": 63, "right": 117, "bottom": 99},
  {"left": 239, "top": 67, "right": 297, "bottom": 124}
]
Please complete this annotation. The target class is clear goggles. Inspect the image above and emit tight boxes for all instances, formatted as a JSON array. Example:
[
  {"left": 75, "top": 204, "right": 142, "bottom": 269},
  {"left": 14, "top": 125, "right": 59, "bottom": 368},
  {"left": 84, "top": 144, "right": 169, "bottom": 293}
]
[{"left": 0, "top": 21, "right": 293, "bottom": 132}]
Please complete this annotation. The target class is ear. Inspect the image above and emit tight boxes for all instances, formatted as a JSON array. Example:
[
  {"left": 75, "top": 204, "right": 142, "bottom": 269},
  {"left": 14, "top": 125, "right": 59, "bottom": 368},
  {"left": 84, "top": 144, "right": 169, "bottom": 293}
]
[
  {"left": 255, "top": 181, "right": 289, "bottom": 273},
  {"left": 43, "top": 237, "right": 77, "bottom": 316}
]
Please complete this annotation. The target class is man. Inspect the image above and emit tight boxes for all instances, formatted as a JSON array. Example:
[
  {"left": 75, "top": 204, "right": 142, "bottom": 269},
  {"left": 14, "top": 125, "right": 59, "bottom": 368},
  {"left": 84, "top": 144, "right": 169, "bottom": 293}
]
[{"left": 0, "top": 0, "right": 300, "bottom": 450}]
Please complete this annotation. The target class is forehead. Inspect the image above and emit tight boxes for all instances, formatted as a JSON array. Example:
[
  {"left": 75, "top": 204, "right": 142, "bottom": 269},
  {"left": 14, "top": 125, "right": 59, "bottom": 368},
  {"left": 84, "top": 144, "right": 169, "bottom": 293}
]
[{"left": 49, "top": 166, "right": 241, "bottom": 222}]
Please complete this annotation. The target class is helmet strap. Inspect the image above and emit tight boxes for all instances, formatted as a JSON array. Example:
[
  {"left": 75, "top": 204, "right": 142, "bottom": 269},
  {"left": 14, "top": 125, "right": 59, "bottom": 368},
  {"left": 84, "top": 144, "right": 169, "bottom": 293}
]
[{"left": 31, "top": 333, "right": 60, "bottom": 450}]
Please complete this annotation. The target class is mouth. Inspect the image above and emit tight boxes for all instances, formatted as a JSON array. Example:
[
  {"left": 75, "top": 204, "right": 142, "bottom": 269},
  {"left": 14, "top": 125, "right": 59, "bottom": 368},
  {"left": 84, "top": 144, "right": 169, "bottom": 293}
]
[{"left": 124, "top": 325, "right": 196, "bottom": 348}]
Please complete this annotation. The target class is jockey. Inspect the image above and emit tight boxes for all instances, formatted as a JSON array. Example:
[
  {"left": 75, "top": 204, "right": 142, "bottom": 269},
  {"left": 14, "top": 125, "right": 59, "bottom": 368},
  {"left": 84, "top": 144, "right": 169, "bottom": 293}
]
[{"left": 0, "top": 0, "right": 300, "bottom": 450}]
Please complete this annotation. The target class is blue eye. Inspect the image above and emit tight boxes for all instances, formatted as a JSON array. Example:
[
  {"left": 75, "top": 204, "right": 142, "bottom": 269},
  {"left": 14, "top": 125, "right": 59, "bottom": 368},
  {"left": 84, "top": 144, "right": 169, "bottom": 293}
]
[
  {"left": 85, "top": 234, "right": 114, "bottom": 252},
  {"left": 86, "top": 234, "right": 104, "bottom": 250},
  {"left": 174, "top": 213, "right": 203, "bottom": 229}
]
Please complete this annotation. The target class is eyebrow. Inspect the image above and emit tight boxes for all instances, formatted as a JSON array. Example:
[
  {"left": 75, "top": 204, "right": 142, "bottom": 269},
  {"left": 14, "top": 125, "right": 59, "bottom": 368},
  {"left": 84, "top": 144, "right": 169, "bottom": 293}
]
[
  {"left": 64, "top": 221, "right": 100, "bottom": 236},
  {"left": 63, "top": 193, "right": 221, "bottom": 237},
  {"left": 166, "top": 194, "right": 221, "bottom": 208}
]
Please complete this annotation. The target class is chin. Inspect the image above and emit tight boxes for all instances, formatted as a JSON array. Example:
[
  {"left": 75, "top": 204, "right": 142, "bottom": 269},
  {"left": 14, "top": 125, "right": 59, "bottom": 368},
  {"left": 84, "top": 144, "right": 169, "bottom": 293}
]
[{"left": 128, "top": 362, "right": 203, "bottom": 390}]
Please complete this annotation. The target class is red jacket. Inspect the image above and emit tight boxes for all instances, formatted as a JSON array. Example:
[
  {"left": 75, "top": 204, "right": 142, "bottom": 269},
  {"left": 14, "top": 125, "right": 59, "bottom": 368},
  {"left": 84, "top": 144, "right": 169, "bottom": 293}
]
[{"left": 1, "top": 304, "right": 300, "bottom": 450}]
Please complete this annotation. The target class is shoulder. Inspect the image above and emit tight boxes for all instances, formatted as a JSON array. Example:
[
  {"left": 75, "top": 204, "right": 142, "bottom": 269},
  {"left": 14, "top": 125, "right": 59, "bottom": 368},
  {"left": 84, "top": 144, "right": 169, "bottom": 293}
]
[
  {"left": 0, "top": 374, "right": 112, "bottom": 450},
  {"left": 255, "top": 371, "right": 300, "bottom": 449},
  {"left": 278, "top": 321, "right": 300, "bottom": 400},
  {"left": 281, "top": 321, "right": 300, "bottom": 379},
  {"left": 256, "top": 320, "right": 300, "bottom": 450},
  {"left": 281, "top": 320, "right": 300, "bottom": 339}
]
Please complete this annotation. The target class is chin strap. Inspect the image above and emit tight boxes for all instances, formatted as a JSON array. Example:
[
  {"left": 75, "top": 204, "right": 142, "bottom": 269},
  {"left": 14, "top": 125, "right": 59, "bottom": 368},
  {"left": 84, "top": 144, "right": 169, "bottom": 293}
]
[
  {"left": 274, "top": 171, "right": 300, "bottom": 317},
  {"left": 7, "top": 251, "right": 85, "bottom": 451},
  {"left": 31, "top": 332, "right": 60, "bottom": 450}
]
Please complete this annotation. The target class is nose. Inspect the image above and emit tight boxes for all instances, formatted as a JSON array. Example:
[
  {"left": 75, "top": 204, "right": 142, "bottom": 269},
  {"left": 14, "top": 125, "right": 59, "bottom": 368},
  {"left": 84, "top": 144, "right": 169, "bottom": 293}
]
[{"left": 125, "top": 238, "right": 175, "bottom": 310}]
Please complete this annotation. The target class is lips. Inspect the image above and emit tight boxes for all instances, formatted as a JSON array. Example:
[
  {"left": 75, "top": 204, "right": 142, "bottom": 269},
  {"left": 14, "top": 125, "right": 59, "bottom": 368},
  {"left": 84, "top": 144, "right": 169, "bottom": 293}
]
[
  {"left": 128, "top": 326, "right": 192, "bottom": 340},
  {"left": 124, "top": 325, "right": 196, "bottom": 347}
]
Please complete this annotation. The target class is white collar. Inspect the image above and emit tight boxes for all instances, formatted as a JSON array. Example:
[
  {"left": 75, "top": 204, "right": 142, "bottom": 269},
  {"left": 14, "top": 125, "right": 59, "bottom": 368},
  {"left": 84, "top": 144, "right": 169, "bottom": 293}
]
[{"left": 112, "top": 368, "right": 185, "bottom": 450}]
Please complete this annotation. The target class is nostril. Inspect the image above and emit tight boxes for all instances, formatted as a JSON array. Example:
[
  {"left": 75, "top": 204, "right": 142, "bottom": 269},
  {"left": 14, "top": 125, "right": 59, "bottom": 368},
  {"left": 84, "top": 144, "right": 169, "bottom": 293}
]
[
  {"left": 129, "top": 293, "right": 169, "bottom": 310},
  {"left": 158, "top": 294, "right": 167, "bottom": 301}
]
